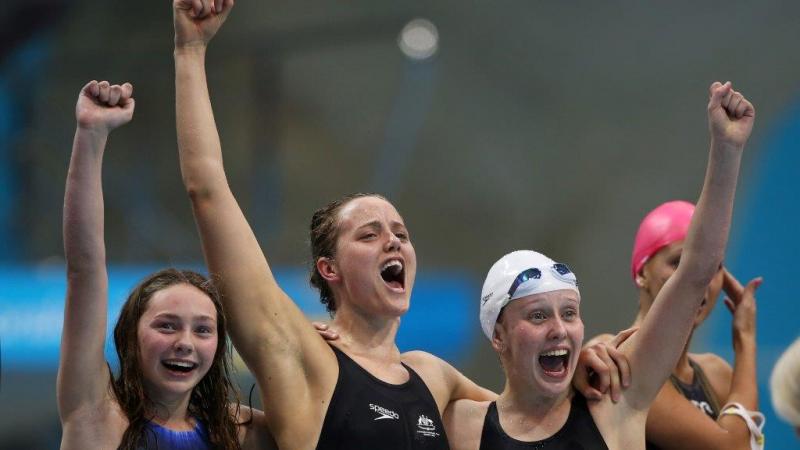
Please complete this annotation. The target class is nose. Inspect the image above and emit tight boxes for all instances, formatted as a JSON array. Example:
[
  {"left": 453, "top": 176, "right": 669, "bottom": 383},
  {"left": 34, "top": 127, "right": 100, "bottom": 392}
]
[
  {"left": 547, "top": 317, "right": 568, "bottom": 341},
  {"left": 385, "top": 233, "right": 401, "bottom": 252},
  {"left": 174, "top": 330, "right": 194, "bottom": 355}
]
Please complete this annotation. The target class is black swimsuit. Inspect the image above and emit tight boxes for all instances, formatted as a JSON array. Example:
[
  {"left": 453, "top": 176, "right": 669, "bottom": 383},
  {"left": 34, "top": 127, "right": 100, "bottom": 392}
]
[
  {"left": 479, "top": 394, "right": 608, "bottom": 450},
  {"left": 315, "top": 345, "right": 449, "bottom": 450},
  {"left": 647, "top": 358, "right": 721, "bottom": 450}
]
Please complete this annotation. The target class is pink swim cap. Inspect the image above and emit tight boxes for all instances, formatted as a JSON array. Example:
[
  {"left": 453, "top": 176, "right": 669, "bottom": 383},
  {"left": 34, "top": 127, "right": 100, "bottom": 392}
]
[{"left": 631, "top": 200, "right": 695, "bottom": 282}]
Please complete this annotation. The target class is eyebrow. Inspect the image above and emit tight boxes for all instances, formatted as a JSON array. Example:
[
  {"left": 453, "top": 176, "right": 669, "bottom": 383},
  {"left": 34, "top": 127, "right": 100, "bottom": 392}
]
[
  {"left": 152, "top": 313, "right": 216, "bottom": 322},
  {"left": 356, "top": 220, "right": 383, "bottom": 232}
]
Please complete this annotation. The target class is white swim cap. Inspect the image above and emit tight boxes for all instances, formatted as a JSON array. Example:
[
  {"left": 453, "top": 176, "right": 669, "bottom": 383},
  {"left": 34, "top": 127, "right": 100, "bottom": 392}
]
[{"left": 479, "top": 250, "right": 579, "bottom": 340}]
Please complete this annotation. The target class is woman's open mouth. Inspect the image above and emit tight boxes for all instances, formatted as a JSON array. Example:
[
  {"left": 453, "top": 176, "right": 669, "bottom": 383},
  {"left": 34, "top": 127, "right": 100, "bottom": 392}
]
[
  {"left": 538, "top": 349, "right": 569, "bottom": 378},
  {"left": 380, "top": 259, "right": 405, "bottom": 292},
  {"left": 162, "top": 360, "right": 198, "bottom": 376}
]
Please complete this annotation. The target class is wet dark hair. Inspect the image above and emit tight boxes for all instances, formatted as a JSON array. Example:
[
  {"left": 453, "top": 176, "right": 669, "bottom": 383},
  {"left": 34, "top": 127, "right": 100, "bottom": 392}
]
[
  {"left": 309, "top": 193, "right": 386, "bottom": 315},
  {"left": 112, "top": 268, "right": 241, "bottom": 450}
]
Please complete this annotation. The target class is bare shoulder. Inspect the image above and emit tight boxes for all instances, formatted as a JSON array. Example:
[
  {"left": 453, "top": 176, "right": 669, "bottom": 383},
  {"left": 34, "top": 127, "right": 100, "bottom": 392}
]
[
  {"left": 402, "top": 350, "right": 445, "bottom": 367},
  {"left": 401, "top": 350, "right": 453, "bottom": 386},
  {"left": 690, "top": 352, "right": 733, "bottom": 401},
  {"left": 691, "top": 352, "right": 732, "bottom": 378},
  {"left": 443, "top": 399, "right": 491, "bottom": 450}
]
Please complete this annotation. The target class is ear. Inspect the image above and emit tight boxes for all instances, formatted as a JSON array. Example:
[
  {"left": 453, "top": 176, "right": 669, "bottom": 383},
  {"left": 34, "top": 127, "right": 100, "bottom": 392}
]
[
  {"left": 491, "top": 323, "right": 506, "bottom": 353},
  {"left": 635, "top": 269, "right": 647, "bottom": 288},
  {"left": 316, "top": 257, "right": 340, "bottom": 283}
]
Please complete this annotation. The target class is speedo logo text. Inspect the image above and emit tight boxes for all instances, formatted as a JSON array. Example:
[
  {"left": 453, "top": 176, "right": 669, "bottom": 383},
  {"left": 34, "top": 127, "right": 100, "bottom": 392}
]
[{"left": 370, "top": 403, "right": 400, "bottom": 420}]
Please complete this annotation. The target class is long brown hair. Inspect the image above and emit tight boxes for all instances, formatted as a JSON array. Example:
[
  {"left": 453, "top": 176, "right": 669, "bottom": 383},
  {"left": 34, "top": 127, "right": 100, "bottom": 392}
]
[
  {"left": 112, "top": 269, "right": 241, "bottom": 450},
  {"left": 309, "top": 193, "right": 386, "bottom": 315}
]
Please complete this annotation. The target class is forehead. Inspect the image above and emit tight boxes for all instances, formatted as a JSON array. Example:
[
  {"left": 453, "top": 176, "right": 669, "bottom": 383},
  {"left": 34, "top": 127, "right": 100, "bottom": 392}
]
[
  {"left": 508, "top": 289, "right": 581, "bottom": 310},
  {"left": 653, "top": 240, "right": 685, "bottom": 259},
  {"left": 143, "top": 283, "right": 216, "bottom": 319},
  {"left": 337, "top": 196, "right": 405, "bottom": 230}
]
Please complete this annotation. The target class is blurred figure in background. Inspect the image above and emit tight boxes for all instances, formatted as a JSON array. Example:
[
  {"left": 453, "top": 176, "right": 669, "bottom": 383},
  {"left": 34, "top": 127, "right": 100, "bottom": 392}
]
[{"left": 771, "top": 337, "right": 800, "bottom": 437}]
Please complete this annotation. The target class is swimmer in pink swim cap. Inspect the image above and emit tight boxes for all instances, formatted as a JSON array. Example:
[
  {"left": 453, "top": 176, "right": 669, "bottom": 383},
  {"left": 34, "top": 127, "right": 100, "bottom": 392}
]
[{"left": 584, "top": 146, "right": 765, "bottom": 447}]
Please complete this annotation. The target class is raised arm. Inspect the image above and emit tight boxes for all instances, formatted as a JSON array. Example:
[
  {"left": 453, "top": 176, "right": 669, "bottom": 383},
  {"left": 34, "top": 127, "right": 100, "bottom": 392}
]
[
  {"left": 622, "top": 82, "right": 754, "bottom": 408},
  {"left": 172, "top": 0, "right": 336, "bottom": 436},
  {"left": 58, "top": 81, "right": 134, "bottom": 422}
]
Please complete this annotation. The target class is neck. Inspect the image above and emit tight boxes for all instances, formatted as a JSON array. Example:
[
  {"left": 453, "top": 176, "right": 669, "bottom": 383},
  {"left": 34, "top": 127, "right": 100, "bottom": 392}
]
[
  {"left": 332, "top": 303, "right": 401, "bottom": 361},
  {"left": 145, "top": 388, "right": 195, "bottom": 430},
  {"left": 498, "top": 371, "right": 571, "bottom": 420}
]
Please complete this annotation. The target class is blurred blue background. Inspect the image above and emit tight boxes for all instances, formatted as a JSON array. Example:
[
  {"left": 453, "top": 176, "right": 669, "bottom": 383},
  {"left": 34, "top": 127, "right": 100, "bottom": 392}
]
[{"left": 1, "top": 0, "right": 799, "bottom": 447}]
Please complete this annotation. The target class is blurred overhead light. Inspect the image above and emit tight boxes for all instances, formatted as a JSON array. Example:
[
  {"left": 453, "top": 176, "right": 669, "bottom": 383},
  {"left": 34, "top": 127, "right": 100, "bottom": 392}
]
[{"left": 398, "top": 18, "right": 438, "bottom": 60}]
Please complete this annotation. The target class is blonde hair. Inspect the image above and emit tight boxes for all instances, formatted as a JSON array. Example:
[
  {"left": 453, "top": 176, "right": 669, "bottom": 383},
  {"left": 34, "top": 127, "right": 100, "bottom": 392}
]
[{"left": 770, "top": 337, "right": 800, "bottom": 426}]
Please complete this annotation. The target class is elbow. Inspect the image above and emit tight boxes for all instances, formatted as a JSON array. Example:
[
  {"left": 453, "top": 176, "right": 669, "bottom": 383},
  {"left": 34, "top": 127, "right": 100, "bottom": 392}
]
[{"left": 184, "top": 179, "right": 214, "bottom": 204}]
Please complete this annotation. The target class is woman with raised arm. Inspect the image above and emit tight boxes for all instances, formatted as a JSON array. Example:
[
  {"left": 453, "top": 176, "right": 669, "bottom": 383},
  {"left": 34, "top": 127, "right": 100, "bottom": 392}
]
[
  {"left": 443, "top": 81, "right": 756, "bottom": 450},
  {"left": 173, "top": 1, "right": 628, "bottom": 448},
  {"left": 58, "top": 80, "right": 273, "bottom": 450},
  {"left": 579, "top": 175, "right": 763, "bottom": 447}
]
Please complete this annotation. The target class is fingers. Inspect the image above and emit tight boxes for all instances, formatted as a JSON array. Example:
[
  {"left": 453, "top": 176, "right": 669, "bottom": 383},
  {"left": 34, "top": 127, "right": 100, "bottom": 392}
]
[
  {"left": 108, "top": 85, "right": 122, "bottom": 107},
  {"left": 580, "top": 347, "right": 613, "bottom": 401},
  {"left": 724, "top": 297, "right": 735, "bottom": 314},
  {"left": 573, "top": 366, "right": 604, "bottom": 401},
  {"left": 742, "top": 277, "right": 763, "bottom": 298},
  {"left": 312, "top": 321, "right": 339, "bottom": 341},
  {"left": 88, "top": 81, "right": 134, "bottom": 107},
  {"left": 722, "top": 267, "right": 744, "bottom": 299},
  {"left": 707, "top": 81, "right": 731, "bottom": 110},
  {"left": 597, "top": 347, "right": 622, "bottom": 402},
  {"left": 81, "top": 80, "right": 100, "bottom": 97},
  {"left": 607, "top": 346, "right": 631, "bottom": 388},
  {"left": 119, "top": 83, "right": 134, "bottom": 105},
  {"left": 610, "top": 326, "right": 639, "bottom": 348},
  {"left": 97, "top": 81, "right": 110, "bottom": 103}
]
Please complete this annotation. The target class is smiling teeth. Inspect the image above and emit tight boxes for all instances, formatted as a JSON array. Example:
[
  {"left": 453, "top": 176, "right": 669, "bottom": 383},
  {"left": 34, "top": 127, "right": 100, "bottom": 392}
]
[
  {"left": 541, "top": 349, "right": 568, "bottom": 357},
  {"left": 381, "top": 260, "right": 403, "bottom": 271},
  {"left": 165, "top": 361, "right": 195, "bottom": 368}
]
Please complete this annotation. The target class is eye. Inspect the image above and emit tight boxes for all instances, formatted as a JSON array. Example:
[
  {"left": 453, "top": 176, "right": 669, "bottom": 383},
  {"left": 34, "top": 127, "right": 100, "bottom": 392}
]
[
  {"left": 361, "top": 232, "right": 377, "bottom": 240},
  {"left": 195, "top": 325, "right": 214, "bottom": 335},
  {"left": 528, "top": 311, "right": 547, "bottom": 321},
  {"left": 157, "top": 322, "right": 177, "bottom": 332},
  {"left": 563, "top": 309, "right": 578, "bottom": 321},
  {"left": 395, "top": 232, "right": 409, "bottom": 242}
]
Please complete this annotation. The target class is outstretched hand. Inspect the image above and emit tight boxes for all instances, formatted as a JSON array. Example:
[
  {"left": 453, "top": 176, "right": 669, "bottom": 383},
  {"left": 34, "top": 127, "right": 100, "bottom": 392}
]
[
  {"left": 722, "top": 269, "right": 761, "bottom": 339},
  {"left": 174, "top": 0, "right": 233, "bottom": 49},
  {"left": 707, "top": 81, "right": 755, "bottom": 148},
  {"left": 75, "top": 80, "right": 134, "bottom": 134}
]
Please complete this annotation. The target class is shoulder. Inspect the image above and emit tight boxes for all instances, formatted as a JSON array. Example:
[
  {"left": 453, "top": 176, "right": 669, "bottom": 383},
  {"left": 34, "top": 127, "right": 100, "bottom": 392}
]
[
  {"left": 402, "top": 351, "right": 453, "bottom": 384},
  {"left": 443, "top": 399, "right": 491, "bottom": 450},
  {"left": 402, "top": 350, "right": 445, "bottom": 367},
  {"left": 690, "top": 352, "right": 732, "bottom": 401},
  {"left": 691, "top": 352, "right": 732, "bottom": 378}
]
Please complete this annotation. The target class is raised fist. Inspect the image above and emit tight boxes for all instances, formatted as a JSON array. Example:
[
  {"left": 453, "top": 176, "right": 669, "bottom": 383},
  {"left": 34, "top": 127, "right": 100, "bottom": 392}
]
[
  {"left": 707, "top": 81, "right": 755, "bottom": 148},
  {"left": 174, "top": 0, "right": 233, "bottom": 49},
  {"left": 75, "top": 80, "right": 135, "bottom": 133}
]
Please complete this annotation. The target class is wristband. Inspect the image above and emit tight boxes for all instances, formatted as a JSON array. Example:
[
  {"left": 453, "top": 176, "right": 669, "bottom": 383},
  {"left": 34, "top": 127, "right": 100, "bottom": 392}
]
[{"left": 720, "top": 402, "right": 765, "bottom": 450}]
